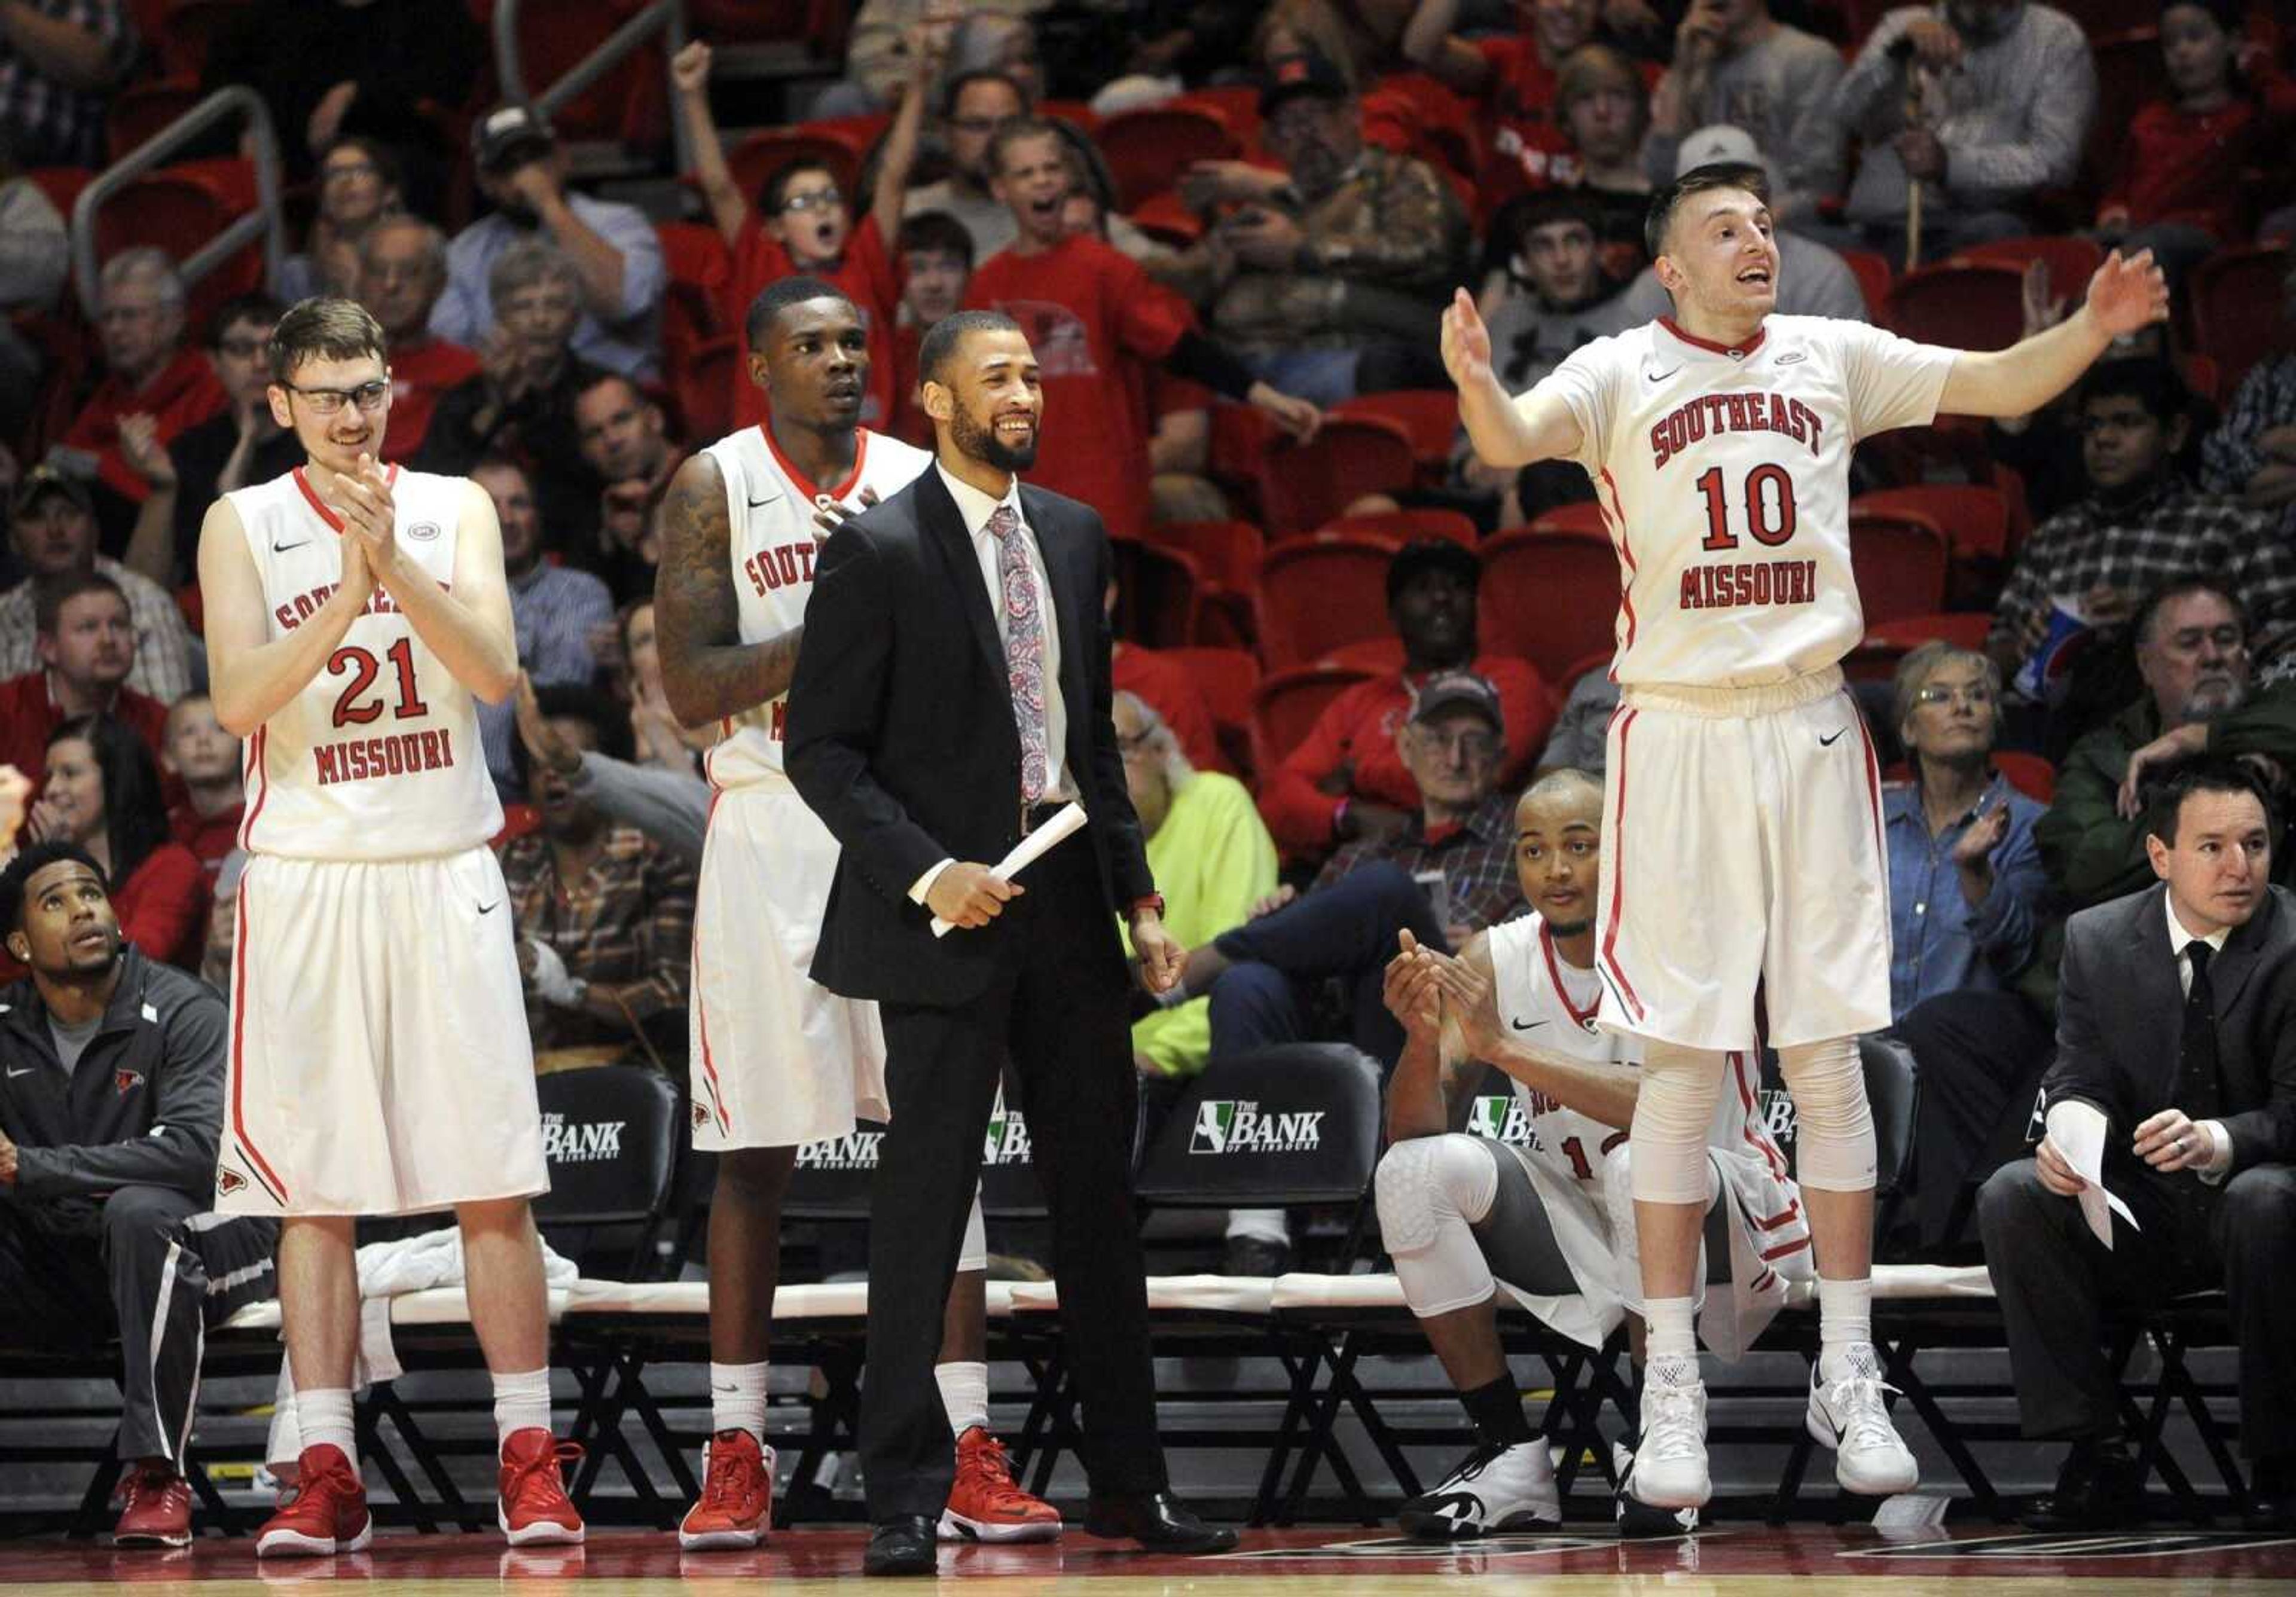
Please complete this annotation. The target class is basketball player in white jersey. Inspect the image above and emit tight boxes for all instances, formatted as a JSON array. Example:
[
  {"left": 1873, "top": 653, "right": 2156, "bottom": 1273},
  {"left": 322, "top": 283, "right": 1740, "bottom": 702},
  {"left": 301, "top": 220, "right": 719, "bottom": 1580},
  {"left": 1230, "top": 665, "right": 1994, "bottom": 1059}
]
[
  {"left": 199, "top": 298, "right": 580, "bottom": 1555},
  {"left": 654, "top": 277, "right": 1058, "bottom": 1549},
  {"left": 1377, "top": 770, "right": 1806, "bottom": 1538},
  {"left": 1442, "top": 160, "right": 2170, "bottom": 1511}
]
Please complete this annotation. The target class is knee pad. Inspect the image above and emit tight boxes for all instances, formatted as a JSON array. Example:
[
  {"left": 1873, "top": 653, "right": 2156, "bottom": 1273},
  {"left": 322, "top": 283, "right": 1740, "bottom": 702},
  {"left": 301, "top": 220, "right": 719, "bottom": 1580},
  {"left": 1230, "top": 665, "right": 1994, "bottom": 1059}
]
[
  {"left": 956, "top": 1188, "right": 988, "bottom": 1274},
  {"left": 1375, "top": 1135, "right": 1501, "bottom": 1317},
  {"left": 1630, "top": 1042, "right": 1725, "bottom": 1204},
  {"left": 1776, "top": 1037, "right": 1875, "bottom": 1192}
]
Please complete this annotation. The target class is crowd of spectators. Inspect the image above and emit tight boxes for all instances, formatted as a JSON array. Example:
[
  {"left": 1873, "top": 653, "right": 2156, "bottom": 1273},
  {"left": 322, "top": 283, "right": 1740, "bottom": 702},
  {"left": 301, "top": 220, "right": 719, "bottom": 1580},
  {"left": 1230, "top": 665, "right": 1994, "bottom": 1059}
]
[{"left": 0, "top": 0, "right": 2291, "bottom": 1534}]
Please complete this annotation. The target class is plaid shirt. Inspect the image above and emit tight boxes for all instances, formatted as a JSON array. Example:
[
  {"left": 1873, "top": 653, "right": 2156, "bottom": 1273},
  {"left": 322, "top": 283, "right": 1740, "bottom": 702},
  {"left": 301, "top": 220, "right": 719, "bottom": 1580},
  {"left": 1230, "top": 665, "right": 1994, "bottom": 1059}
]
[
  {"left": 2202, "top": 352, "right": 2296, "bottom": 527},
  {"left": 1315, "top": 790, "right": 1525, "bottom": 932},
  {"left": 1987, "top": 475, "right": 2296, "bottom": 662},
  {"left": 0, "top": 557, "right": 194, "bottom": 704},
  {"left": 0, "top": 1, "right": 133, "bottom": 168},
  {"left": 496, "top": 825, "right": 695, "bottom": 1055}
]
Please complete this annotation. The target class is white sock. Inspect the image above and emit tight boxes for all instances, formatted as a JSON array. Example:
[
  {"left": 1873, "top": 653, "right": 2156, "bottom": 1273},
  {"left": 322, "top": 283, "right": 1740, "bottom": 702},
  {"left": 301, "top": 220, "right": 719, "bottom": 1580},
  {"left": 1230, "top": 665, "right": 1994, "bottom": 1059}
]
[
  {"left": 1816, "top": 1276, "right": 1873, "bottom": 1371},
  {"left": 1644, "top": 1296, "right": 1698, "bottom": 1363},
  {"left": 295, "top": 1388, "right": 357, "bottom": 1461},
  {"left": 710, "top": 1361, "right": 770, "bottom": 1443},
  {"left": 934, "top": 1360, "right": 990, "bottom": 1439},
  {"left": 491, "top": 1367, "right": 552, "bottom": 1451},
  {"left": 1225, "top": 1208, "right": 1289, "bottom": 1244}
]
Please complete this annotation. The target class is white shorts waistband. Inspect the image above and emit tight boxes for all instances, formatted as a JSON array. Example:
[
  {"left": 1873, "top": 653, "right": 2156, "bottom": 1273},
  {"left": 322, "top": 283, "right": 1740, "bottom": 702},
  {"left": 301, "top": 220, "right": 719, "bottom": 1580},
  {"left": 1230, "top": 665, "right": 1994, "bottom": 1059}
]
[{"left": 1621, "top": 665, "right": 1845, "bottom": 719}]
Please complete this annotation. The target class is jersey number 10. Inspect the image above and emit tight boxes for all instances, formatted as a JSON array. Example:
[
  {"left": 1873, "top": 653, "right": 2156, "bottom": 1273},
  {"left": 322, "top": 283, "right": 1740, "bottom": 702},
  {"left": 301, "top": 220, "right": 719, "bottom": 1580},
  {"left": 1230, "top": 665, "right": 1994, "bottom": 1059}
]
[
  {"left": 328, "top": 637, "right": 432, "bottom": 728},
  {"left": 1696, "top": 465, "right": 1800, "bottom": 552}
]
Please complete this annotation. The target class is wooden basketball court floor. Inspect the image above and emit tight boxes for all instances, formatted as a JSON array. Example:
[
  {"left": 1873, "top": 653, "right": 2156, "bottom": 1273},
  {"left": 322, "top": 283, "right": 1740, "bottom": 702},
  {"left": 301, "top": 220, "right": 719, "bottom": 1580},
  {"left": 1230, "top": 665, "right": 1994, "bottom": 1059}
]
[{"left": 5, "top": 1525, "right": 2293, "bottom": 1593}]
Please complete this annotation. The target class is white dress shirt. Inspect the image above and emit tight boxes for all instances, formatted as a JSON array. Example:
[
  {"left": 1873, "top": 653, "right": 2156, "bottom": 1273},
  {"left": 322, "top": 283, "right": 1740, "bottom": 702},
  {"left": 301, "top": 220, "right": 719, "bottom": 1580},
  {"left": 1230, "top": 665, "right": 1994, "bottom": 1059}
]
[
  {"left": 2164, "top": 893, "right": 2236, "bottom": 1179},
  {"left": 909, "top": 463, "right": 1077, "bottom": 906}
]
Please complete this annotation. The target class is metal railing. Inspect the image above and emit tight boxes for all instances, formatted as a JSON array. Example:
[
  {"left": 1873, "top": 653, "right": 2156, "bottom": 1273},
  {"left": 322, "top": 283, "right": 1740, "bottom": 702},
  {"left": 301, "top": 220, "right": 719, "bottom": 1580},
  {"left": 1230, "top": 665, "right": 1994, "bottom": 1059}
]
[
  {"left": 493, "top": 0, "right": 693, "bottom": 175},
  {"left": 69, "top": 84, "right": 285, "bottom": 321}
]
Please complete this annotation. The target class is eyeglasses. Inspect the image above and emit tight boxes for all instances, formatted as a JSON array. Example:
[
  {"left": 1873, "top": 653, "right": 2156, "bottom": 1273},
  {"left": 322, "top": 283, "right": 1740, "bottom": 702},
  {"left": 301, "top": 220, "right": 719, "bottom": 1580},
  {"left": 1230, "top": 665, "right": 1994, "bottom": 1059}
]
[
  {"left": 1914, "top": 683, "right": 1995, "bottom": 709},
  {"left": 323, "top": 160, "right": 381, "bottom": 183},
  {"left": 949, "top": 115, "right": 1019, "bottom": 136},
  {"left": 1117, "top": 727, "right": 1160, "bottom": 757},
  {"left": 780, "top": 188, "right": 844, "bottom": 214},
  {"left": 1415, "top": 727, "right": 1501, "bottom": 759},
  {"left": 283, "top": 380, "right": 390, "bottom": 415}
]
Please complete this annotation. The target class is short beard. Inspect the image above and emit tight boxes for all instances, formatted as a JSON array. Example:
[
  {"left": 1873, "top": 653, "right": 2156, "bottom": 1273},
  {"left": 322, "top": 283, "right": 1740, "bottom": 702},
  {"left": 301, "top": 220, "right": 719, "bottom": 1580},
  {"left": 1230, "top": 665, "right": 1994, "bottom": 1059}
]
[
  {"left": 950, "top": 404, "right": 1036, "bottom": 473},
  {"left": 1543, "top": 916, "right": 1592, "bottom": 939}
]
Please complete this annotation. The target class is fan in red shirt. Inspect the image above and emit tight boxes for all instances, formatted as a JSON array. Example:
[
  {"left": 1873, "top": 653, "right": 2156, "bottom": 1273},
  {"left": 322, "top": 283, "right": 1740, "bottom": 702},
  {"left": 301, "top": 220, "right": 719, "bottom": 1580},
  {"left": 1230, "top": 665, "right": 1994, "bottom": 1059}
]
[
  {"left": 1400, "top": 0, "right": 1659, "bottom": 213},
  {"left": 964, "top": 119, "right": 1320, "bottom": 542},
  {"left": 358, "top": 216, "right": 483, "bottom": 460},
  {"left": 56, "top": 249, "right": 227, "bottom": 530},
  {"left": 160, "top": 692, "right": 245, "bottom": 878},
  {"left": 670, "top": 36, "right": 935, "bottom": 438},
  {"left": 1259, "top": 540, "right": 1553, "bottom": 854},
  {"left": 2097, "top": 0, "right": 2296, "bottom": 279},
  {"left": 0, "top": 573, "right": 172, "bottom": 792}
]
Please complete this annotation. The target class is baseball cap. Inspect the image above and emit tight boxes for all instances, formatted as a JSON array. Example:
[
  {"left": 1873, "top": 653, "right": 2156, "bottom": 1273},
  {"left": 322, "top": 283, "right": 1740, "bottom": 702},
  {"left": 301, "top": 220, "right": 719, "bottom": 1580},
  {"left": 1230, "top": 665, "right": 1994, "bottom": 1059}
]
[
  {"left": 472, "top": 103, "right": 556, "bottom": 173},
  {"left": 11, "top": 466, "right": 91, "bottom": 521},
  {"left": 1260, "top": 48, "right": 1352, "bottom": 117},
  {"left": 1410, "top": 670, "right": 1504, "bottom": 735},
  {"left": 1385, "top": 538, "right": 1481, "bottom": 603},
  {"left": 1675, "top": 124, "right": 1768, "bottom": 181}
]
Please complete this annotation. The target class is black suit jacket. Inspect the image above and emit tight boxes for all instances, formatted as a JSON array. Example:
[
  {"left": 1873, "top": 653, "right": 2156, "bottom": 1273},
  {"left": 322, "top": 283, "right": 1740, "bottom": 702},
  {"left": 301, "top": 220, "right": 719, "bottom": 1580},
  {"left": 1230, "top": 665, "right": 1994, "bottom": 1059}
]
[
  {"left": 2042, "top": 882, "right": 2296, "bottom": 1199},
  {"left": 784, "top": 465, "right": 1156, "bottom": 1007}
]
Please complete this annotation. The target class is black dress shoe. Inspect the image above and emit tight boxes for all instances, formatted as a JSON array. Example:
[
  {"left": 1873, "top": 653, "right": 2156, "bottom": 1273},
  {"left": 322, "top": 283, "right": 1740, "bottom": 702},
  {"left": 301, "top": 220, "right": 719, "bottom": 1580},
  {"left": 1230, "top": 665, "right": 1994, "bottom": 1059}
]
[
  {"left": 1082, "top": 1491, "right": 1239, "bottom": 1553},
  {"left": 2020, "top": 1442, "right": 2147, "bottom": 1531},
  {"left": 2244, "top": 1458, "right": 2296, "bottom": 1531},
  {"left": 863, "top": 1516, "right": 938, "bottom": 1576}
]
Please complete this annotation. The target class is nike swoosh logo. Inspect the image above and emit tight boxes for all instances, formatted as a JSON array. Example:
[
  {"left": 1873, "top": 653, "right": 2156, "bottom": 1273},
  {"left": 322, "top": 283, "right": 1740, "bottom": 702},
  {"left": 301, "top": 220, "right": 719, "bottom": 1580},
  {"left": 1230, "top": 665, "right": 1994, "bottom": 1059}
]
[
  {"left": 1645, "top": 367, "right": 1681, "bottom": 383},
  {"left": 477, "top": 900, "right": 500, "bottom": 915},
  {"left": 273, "top": 539, "right": 310, "bottom": 553},
  {"left": 1819, "top": 729, "right": 1847, "bottom": 747},
  {"left": 5, "top": 1066, "right": 32, "bottom": 1077},
  {"left": 1511, "top": 1018, "right": 1547, "bottom": 1031},
  {"left": 1777, "top": 351, "right": 1808, "bottom": 365},
  {"left": 746, "top": 492, "right": 783, "bottom": 508}
]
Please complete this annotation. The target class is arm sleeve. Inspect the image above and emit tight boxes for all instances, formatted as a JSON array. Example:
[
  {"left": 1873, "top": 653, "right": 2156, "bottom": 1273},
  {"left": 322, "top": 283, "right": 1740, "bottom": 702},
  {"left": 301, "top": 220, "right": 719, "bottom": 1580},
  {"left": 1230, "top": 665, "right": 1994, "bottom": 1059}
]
[
  {"left": 1830, "top": 8, "right": 1919, "bottom": 138},
  {"left": 1987, "top": 527, "right": 2052, "bottom": 661},
  {"left": 1834, "top": 320, "right": 1958, "bottom": 440},
  {"left": 13, "top": 985, "right": 227, "bottom": 1201},
  {"left": 1162, "top": 329, "right": 1257, "bottom": 404},
  {"left": 1299, "top": 153, "right": 1467, "bottom": 293},
  {"left": 2037, "top": 917, "right": 2119, "bottom": 1130},
  {"left": 427, "top": 242, "right": 485, "bottom": 348},
  {"left": 591, "top": 200, "right": 668, "bottom": 322},
  {"left": 1538, "top": 672, "right": 1614, "bottom": 770},
  {"left": 1086, "top": 532, "right": 1158, "bottom": 905},
  {"left": 1965, "top": 798, "right": 2045, "bottom": 976},
  {"left": 624, "top": 853, "right": 695, "bottom": 1022},
  {"left": 526, "top": 576, "right": 615, "bottom": 685},
  {"left": 2198, "top": 680, "right": 2296, "bottom": 763},
  {"left": 2216, "top": 953, "right": 2296, "bottom": 1171},
  {"left": 1773, "top": 42, "right": 1850, "bottom": 219},
  {"left": 1259, "top": 682, "right": 1379, "bottom": 852},
  {"left": 2034, "top": 739, "right": 2153, "bottom": 908},
  {"left": 1482, "top": 655, "right": 1555, "bottom": 784},
  {"left": 1938, "top": 20, "right": 2097, "bottom": 205},
  {"left": 118, "top": 850, "right": 210, "bottom": 971},
  {"left": 567, "top": 752, "right": 711, "bottom": 865}
]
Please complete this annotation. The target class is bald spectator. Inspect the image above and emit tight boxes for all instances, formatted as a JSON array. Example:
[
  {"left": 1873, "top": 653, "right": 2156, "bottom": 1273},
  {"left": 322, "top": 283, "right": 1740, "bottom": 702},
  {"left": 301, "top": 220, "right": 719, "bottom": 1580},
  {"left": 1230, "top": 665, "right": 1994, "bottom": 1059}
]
[
  {"left": 0, "top": 572, "right": 167, "bottom": 787},
  {"left": 0, "top": 470, "right": 191, "bottom": 703},
  {"left": 51, "top": 251, "right": 225, "bottom": 539},
  {"left": 1819, "top": 0, "right": 2096, "bottom": 261},
  {"left": 1641, "top": 0, "right": 1846, "bottom": 224},
  {"left": 0, "top": 1, "right": 136, "bottom": 169},
  {"left": 1261, "top": 541, "right": 1551, "bottom": 857},
  {"left": 124, "top": 294, "right": 298, "bottom": 590},
  {"left": 432, "top": 104, "right": 665, "bottom": 381},
  {"left": 356, "top": 216, "right": 480, "bottom": 463}
]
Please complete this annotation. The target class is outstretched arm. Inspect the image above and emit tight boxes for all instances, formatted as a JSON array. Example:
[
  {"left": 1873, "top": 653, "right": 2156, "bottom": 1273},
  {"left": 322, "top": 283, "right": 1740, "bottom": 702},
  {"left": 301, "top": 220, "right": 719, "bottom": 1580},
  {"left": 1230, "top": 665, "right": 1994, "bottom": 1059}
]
[
  {"left": 869, "top": 26, "right": 940, "bottom": 248},
  {"left": 652, "top": 453, "right": 805, "bottom": 728},
  {"left": 1443, "top": 288, "right": 1584, "bottom": 469},
  {"left": 1939, "top": 249, "right": 2169, "bottom": 420},
  {"left": 671, "top": 41, "right": 750, "bottom": 248}
]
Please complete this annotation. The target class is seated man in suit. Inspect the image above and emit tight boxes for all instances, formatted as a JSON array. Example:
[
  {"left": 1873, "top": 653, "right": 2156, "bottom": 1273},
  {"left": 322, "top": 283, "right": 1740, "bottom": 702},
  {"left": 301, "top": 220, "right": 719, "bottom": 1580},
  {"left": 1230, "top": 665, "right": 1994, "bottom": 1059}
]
[{"left": 1979, "top": 759, "right": 2296, "bottom": 1531}]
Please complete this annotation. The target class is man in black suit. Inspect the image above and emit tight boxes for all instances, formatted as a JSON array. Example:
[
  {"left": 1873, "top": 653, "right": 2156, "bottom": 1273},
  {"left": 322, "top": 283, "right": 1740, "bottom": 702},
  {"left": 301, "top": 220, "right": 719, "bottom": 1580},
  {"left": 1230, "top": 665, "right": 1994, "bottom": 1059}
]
[
  {"left": 1979, "top": 760, "right": 2296, "bottom": 1531},
  {"left": 785, "top": 309, "right": 1238, "bottom": 1575}
]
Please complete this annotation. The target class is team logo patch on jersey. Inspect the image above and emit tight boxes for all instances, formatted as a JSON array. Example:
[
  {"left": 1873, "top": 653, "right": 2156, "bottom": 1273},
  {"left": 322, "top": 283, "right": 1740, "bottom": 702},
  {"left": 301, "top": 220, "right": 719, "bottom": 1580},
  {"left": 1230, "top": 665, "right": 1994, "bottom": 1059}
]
[
  {"left": 114, "top": 1067, "right": 144, "bottom": 1095},
  {"left": 217, "top": 1168, "right": 248, "bottom": 1196},
  {"left": 691, "top": 1101, "right": 709, "bottom": 1130},
  {"left": 406, "top": 520, "right": 441, "bottom": 543},
  {"left": 1188, "top": 1099, "right": 1326, "bottom": 1155}
]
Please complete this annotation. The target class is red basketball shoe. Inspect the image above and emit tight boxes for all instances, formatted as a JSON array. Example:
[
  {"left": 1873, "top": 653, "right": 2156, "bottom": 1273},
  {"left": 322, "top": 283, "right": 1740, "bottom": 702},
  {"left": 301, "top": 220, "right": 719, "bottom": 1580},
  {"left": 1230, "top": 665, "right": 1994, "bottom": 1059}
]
[
  {"left": 938, "top": 1426, "right": 1062, "bottom": 1542},
  {"left": 255, "top": 1443, "right": 371, "bottom": 1558},
  {"left": 112, "top": 1463, "right": 193, "bottom": 1548},
  {"left": 679, "top": 1428, "right": 774, "bottom": 1550},
  {"left": 497, "top": 1428, "right": 585, "bottom": 1546}
]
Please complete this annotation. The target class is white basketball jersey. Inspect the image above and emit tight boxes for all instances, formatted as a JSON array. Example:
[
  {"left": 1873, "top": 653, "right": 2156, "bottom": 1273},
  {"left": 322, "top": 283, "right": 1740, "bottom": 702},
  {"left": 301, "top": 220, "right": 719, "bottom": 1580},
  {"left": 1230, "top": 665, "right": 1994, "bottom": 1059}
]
[
  {"left": 1484, "top": 913, "right": 1791, "bottom": 1192},
  {"left": 227, "top": 466, "right": 502, "bottom": 860},
  {"left": 1521, "top": 315, "right": 1957, "bottom": 689},
  {"left": 700, "top": 425, "right": 935, "bottom": 790}
]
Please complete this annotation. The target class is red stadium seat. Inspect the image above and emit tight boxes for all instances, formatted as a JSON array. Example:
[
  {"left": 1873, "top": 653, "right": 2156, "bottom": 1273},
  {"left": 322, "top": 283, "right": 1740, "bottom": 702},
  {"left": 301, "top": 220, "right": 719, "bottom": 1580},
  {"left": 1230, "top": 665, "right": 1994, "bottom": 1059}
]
[
  {"left": 1171, "top": 84, "right": 1262, "bottom": 144},
  {"left": 1252, "top": 662, "right": 1373, "bottom": 771},
  {"left": 1320, "top": 636, "right": 1406, "bottom": 672},
  {"left": 1256, "top": 535, "right": 1396, "bottom": 670},
  {"left": 106, "top": 75, "right": 206, "bottom": 164},
  {"left": 1129, "top": 190, "right": 1205, "bottom": 247},
  {"left": 1163, "top": 645, "right": 1262, "bottom": 778},
  {"left": 1863, "top": 612, "right": 1993, "bottom": 654},
  {"left": 500, "top": 0, "right": 667, "bottom": 146},
  {"left": 1838, "top": 248, "right": 1894, "bottom": 320},
  {"left": 1115, "top": 540, "right": 1204, "bottom": 648},
  {"left": 23, "top": 166, "right": 93, "bottom": 222},
  {"left": 1886, "top": 260, "right": 2026, "bottom": 351},
  {"left": 1476, "top": 526, "right": 1622, "bottom": 686},
  {"left": 688, "top": 0, "right": 845, "bottom": 53},
  {"left": 1308, "top": 508, "right": 1476, "bottom": 551},
  {"left": 1151, "top": 518, "right": 1265, "bottom": 646},
  {"left": 2087, "top": 29, "right": 2166, "bottom": 191},
  {"left": 1848, "top": 512, "right": 1949, "bottom": 626},
  {"left": 151, "top": 0, "right": 249, "bottom": 80},
  {"left": 2189, "top": 245, "right": 2295, "bottom": 400},
  {"left": 670, "top": 334, "right": 740, "bottom": 444},
  {"left": 1037, "top": 100, "right": 1102, "bottom": 136},
  {"left": 1336, "top": 389, "right": 1460, "bottom": 480},
  {"left": 90, "top": 161, "right": 262, "bottom": 332},
  {"left": 1096, "top": 105, "right": 1238, "bottom": 212},
  {"left": 726, "top": 121, "right": 883, "bottom": 215},
  {"left": 1992, "top": 750, "right": 2057, "bottom": 804},
  {"left": 1851, "top": 484, "right": 2011, "bottom": 562},
  {"left": 1953, "top": 236, "right": 2103, "bottom": 305},
  {"left": 1256, "top": 414, "right": 1419, "bottom": 537},
  {"left": 655, "top": 220, "right": 732, "bottom": 355}
]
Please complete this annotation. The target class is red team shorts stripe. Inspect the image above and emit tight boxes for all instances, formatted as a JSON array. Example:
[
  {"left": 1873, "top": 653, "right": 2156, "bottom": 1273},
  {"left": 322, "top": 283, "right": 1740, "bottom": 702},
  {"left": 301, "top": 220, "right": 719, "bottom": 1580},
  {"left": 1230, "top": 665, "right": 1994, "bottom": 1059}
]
[
  {"left": 1598, "top": 468, "right": 1638, "bottom": 664},
  {"left": 691, "top": 790, "right": 731, "bottom": 1134},
  {"left": 236, "top": 726, "right": 269, "bottom": 853},
  {"left": 1600, "top": 707, "right": 1647, "bottom": 1019},
  {"left": 227, "top": 882, "right": 289, "bottom": 1206}
]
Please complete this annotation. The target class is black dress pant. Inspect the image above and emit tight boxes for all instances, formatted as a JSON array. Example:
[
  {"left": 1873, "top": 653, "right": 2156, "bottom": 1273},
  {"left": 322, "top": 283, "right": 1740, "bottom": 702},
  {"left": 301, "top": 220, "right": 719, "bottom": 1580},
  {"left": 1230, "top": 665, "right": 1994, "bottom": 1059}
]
[
  {"left": 1978, "top": 1159, "right": 2296, "bottom": 1456},
  {"left": 1893, "top": 989, "right": 2055, "bottom": 1249},
  {"left": 861, "top": 836, "right": 1165, "bottom": 1519},
  {"left": 0, "top": 1186, "right": 278, "bottom": 1464}
]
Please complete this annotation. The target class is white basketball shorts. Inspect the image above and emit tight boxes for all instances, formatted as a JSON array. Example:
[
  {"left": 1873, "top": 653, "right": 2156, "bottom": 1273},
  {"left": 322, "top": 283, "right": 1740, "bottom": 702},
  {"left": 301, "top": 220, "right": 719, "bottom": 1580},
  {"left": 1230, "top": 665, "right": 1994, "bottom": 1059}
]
[
  {"left": 216, "top": 848, "right": 547, "bottom": 1217},
  {"left": 1593, "top": 665, "right": 1891, "bottom": 1054},
  {"left": 690, "top": 783, "right": 889, "bottom": 1152}
]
